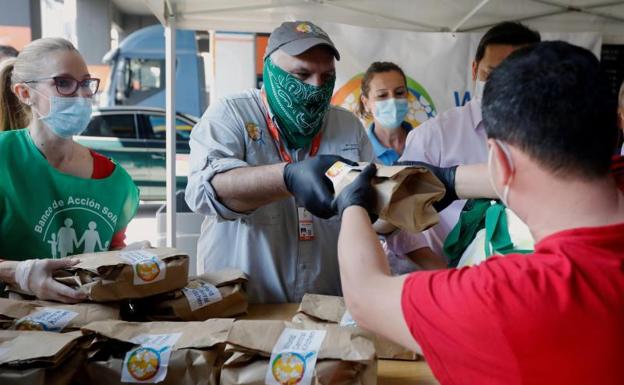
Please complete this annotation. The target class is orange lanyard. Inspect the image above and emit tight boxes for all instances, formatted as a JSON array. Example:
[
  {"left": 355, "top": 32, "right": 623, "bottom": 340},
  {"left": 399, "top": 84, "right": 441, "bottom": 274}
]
[{"left": 261, "top": 91, "right": 322, "bottom": 163}]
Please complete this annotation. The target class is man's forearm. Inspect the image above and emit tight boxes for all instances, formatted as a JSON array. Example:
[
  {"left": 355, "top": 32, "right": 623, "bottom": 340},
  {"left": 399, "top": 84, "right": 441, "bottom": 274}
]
[
  {"left": 338, "top": 206, "right": 421, "bottom": 353},
  {"left": 455, "top": 163, "right": 497, "bottom": 199},
  {"left": 211, "top": 163, "right": 291, "bottom": 212},
  {"left": 338, "top": 207, "right": 392, "bottom": 329}
]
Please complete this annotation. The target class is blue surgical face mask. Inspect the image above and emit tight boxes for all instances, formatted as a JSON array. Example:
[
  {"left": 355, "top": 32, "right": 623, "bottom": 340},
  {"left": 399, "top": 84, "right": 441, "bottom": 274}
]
[
  {"left": 31, "top": 89, "right": 92, "bottom": 138},
  {"left": 373, "top": 98, "right": 408, "bottom": 130}
]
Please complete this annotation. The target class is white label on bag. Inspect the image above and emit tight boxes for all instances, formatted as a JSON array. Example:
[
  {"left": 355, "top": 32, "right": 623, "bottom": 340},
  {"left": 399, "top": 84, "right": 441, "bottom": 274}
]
[
  {"left": 120, "top": 250, "right": 167, "bottom": 285},
  {"left": 14, "top": 308, "right": 78, "bottom": 332},
  {"left": 265, "top": 328, "right": 326, "bottom": 385},
  {"left": 182, "top": 282, "right": 223, "bottom": 311},
  {"left": 121, "top": 333, "right": 182, "bottom": 383},
  {"left": 339, "top": 310, "right": 357, "bottom": 327}
]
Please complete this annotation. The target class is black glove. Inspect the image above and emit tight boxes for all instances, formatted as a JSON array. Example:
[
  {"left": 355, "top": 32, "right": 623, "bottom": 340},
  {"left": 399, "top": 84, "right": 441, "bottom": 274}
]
[
  {"left": 394, "top": 161, "right": 458, "bottom": 212},
  {"left": 283, "top": 155, "right": 357, "bottom": 219},
  {"left": 332, "top": 163, "right": 378, "bottom": 222}
]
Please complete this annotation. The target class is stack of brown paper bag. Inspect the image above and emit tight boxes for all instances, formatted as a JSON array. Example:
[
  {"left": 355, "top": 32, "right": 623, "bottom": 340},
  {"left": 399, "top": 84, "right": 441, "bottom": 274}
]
[
  {"left": 52, "top": 247, "right": 189, "bottom": 302},
  {"left": 79, "top": 318, "right": 233, "bottom": 385},
  {"left": 293, "top": 293, "right": 421, "bottom": 361},
  {"left": 127, "top": 269, "right": 248, "bottom": 321},
  {"left": 221, "top": 320, "right": 376, "bottom": 385},
  {"left": 0, "top": 330, "right": 89, "bottom": 385},
  {"left": 0, "top": 297, "right": 119, "bottom": 331}
]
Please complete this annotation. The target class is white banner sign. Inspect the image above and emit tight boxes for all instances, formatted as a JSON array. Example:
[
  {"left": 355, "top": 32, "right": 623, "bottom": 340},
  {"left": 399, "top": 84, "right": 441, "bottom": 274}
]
[{"left": 323, "top": 23, "right": 601, "bottom": 127}]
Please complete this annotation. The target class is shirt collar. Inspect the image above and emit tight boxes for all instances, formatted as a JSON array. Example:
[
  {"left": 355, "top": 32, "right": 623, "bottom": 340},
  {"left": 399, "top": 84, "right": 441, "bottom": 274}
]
[
  {"left": 469, "top": 98, "right": 484, "bottom": 131},
  {"left": 366, "top": 122, "right": 412, "bottom": 158}
]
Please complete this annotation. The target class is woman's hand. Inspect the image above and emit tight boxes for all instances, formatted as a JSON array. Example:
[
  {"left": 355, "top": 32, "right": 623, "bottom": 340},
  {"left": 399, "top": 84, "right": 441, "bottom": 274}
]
[{"left": 15, "top": 258, "right": 87, "bottom": 303}]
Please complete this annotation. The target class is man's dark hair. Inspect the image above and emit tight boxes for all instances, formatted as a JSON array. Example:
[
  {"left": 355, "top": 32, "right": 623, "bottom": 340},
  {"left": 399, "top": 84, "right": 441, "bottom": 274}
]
[
  {"left": 475, "top": 22, "right": 540, "bottom": 62},
  {"left": 0, "top": 45, "right": 18, "bottom": 58},
  {"left": 482, "top": 41, "right": 618, "bottom": 179}
]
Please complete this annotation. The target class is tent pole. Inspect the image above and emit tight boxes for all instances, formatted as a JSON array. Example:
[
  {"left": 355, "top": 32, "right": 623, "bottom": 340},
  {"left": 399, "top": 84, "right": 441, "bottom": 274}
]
[
  {"left": 165, "top": 5, "right": 177, "bottom": 248},
  {"left": 451, "top": 0, "right": 490, "bottom": 32},
  {"left": 531, "top": 0, "right": 624, "bottom": 24},
  {"left": 325, "top": 2, "right": 441, "bottom": 31},
  {"left": 461, "top": 9, "right": 568, "bottom": 31}
]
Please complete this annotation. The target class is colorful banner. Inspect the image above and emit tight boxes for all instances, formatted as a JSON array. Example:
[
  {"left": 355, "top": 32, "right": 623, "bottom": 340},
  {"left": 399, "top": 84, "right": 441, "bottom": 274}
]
[{"left": 323, "top": 23, "right": 601, "bottom": 126}]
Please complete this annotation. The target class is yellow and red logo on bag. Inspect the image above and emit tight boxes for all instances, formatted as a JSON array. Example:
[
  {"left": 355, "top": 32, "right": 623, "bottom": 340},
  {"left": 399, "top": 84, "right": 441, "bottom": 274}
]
[
  {"left": 271, "top": 352, "right": 307, "bottom": 385},
  {"left": 14, "top": 319, "right": 45, "bottom": 331},
  {"left": 135, "top": 259, "right": 161, "bottom": 282},
  {"left": 126, "top": 347, "right": 161, "bottom": 381}
]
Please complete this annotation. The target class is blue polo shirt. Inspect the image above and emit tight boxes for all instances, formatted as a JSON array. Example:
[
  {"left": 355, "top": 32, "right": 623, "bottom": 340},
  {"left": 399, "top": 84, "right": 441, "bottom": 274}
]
[{"left": 366, "top": 121, "right": 413, "bottom": 165}]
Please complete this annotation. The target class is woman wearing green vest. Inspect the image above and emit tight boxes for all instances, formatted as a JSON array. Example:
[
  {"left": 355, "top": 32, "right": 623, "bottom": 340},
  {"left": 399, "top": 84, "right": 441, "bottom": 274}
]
[{"left": 0, "top": 38, "right": 139, "bottom": 303}]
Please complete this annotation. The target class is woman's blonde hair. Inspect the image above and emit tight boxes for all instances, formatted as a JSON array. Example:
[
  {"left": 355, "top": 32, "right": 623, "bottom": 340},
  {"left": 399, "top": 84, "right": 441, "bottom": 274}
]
[{"left": 0, "top": 37, "right": 77, "bottom": 132}]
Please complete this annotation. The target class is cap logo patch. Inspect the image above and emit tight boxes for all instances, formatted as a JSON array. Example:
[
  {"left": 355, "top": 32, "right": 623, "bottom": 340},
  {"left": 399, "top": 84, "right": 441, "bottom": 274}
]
[{"left": 295, "top": 23, "right": 312, "bottom": 33}]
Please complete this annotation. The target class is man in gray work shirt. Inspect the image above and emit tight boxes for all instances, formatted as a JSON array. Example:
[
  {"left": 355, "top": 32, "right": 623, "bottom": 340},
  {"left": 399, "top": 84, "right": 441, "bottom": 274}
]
[{"left": 185, "top": 21, "right": 373, "bottom": 303}]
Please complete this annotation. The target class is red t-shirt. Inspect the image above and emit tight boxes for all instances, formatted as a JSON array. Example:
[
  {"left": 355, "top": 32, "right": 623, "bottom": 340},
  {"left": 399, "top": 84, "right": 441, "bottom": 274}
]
[
  {"left": 90, "top": 150, "right": 126, "bottom": 248},
  {"left": 401, "top": 172, "right": 624, "bottom": 385}
]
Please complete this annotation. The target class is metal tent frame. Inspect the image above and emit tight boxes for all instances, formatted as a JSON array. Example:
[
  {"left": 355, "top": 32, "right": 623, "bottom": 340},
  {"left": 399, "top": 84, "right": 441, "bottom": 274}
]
[{"left": 135, "top": 0, "right": 624, "bottom": 245}]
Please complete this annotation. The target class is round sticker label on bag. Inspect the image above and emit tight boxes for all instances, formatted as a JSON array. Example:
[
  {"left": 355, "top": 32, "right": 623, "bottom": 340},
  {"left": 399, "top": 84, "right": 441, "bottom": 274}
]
[
  {"left": 120, "top": 250, "right": 167, "bottom": 285},
  {"left": 121, "top": 333, "right": 181, "bottom": 383},
  {"left": 265, "top": 328, "right": 326, "bottom": 385}
]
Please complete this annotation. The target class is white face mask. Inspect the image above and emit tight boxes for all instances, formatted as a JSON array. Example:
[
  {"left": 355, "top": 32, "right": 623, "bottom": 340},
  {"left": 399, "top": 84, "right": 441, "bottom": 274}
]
[
  {"left": 488, "top": 139, "right": 514, "bottom": 207},
  {"left": 473, "top": 79, "right": 486, "bottom": 102}
]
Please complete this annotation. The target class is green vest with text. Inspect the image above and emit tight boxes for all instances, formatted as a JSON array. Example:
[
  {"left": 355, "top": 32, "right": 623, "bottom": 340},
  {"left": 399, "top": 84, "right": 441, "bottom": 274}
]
[{"left": 0, "top": 129, "right": 139, "bottom": 260}]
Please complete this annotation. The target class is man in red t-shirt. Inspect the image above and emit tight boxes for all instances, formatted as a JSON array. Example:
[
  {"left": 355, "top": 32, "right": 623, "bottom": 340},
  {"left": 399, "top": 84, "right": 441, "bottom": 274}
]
[{"left": 332, "top": 41, "right": 624, "bottom": 385}]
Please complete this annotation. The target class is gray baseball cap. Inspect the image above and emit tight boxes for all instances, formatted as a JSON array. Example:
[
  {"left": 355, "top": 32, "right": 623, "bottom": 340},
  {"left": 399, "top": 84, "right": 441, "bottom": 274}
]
[{"left": 264, "top": 21, "right": 340, "bottom": 61}]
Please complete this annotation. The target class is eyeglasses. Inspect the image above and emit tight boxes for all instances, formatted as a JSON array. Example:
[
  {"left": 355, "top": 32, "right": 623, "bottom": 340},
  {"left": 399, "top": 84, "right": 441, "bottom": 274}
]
[{"left": 24, "top": 76, "right": 100, "bottom": 96}]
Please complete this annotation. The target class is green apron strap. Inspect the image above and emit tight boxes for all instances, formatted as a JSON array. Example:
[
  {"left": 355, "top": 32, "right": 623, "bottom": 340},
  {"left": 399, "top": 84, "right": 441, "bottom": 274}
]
[
  {"left": 443, "top": 199, "right": 491, "bottom": 267},
  {"left": 484, "top": 203, "right": 532, "bottom": 257}
]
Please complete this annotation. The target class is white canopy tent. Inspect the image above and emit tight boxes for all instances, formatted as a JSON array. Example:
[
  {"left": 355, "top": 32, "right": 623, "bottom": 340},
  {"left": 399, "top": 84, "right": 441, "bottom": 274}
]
[
  {"left": 129, "top": 0, "right": 624, "bottom": 245},
  {"left": 133, "top": 0, "right": 624, "bottom": 33}
]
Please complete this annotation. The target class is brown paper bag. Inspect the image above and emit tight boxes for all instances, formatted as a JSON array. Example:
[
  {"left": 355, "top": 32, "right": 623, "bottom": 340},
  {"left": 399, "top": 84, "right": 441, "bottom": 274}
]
[
  {"left": 294, "top": 294, "right": 420, "bottom": 361},
  {"left": 328, "top": 162, "right": 445, "bottom": 232},
  {"left": 0, "top": 297, "right": 119, "bottom": 331},
  {"left": 79, "top": 318, "right": 233, "bottom": 385},
  {"left": 220, "top": 320, "right": 376, "bottom": 385},
  {"left": 128, "top": 268, "right": 248, "bottom": 321},
  {"left": 0, "top": 330, "right": 89, "bottom": 385},
  {"left": 53, "top": 247, "right": 189, "bottom": 302}
]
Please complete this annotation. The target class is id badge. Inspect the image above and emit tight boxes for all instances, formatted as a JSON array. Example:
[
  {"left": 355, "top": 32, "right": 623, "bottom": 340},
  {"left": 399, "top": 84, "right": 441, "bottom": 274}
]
[{"left": 297, "top": 207, "right": 315, "bottom": 241}]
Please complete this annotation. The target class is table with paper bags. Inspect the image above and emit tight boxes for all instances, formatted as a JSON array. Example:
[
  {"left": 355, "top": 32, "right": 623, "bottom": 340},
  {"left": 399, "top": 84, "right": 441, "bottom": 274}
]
[
  {"left": 0, "top": 247, "right": 417, "bottom": 385},
  {"left": 0, "top": 247, "right": 250, "bottom": 385}
]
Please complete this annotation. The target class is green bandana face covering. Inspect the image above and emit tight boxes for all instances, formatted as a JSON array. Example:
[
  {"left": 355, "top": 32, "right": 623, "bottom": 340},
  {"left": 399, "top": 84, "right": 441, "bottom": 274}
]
[{"left": 263, "top": 57, "right": 335, "bottom": 149}]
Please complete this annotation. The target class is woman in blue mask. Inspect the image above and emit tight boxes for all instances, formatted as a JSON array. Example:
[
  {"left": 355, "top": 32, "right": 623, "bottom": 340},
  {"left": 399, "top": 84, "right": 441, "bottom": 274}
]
[
  {"left": 358, "top": 62, "right": 411, "bottom": 166},
  {"left": 358, "top": 61, "right": 446, "bottom": 274},
  {"left": 0, "top": 38, "right": 139, "bottom": 303}
]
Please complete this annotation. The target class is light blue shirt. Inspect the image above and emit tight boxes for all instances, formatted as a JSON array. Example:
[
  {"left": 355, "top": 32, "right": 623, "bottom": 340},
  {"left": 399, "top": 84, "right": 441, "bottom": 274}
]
[
  {"left": 366, "top": 121, "right": 412, "bottom": 166},
  {"left": 185, "top": 89, "right": 373, "bottom": 303}
]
